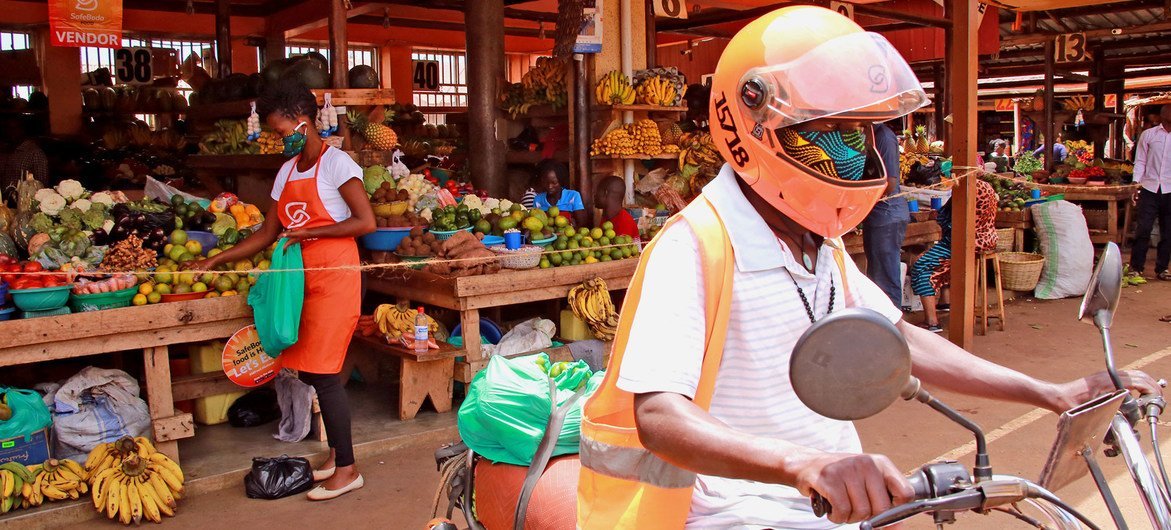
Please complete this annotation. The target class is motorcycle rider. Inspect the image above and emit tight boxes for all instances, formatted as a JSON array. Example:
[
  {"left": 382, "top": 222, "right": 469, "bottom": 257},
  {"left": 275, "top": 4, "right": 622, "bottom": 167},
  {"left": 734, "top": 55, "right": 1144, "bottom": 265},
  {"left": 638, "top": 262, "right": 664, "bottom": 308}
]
[{"left": 577, "top": 6, "right": 1162, "bottom": 528}]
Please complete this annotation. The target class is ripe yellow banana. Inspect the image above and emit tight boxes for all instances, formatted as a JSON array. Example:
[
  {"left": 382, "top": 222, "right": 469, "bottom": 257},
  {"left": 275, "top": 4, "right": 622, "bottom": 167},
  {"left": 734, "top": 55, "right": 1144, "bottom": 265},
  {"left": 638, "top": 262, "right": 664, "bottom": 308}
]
[
  {"left": 147, "top": 472, "right": 177, "bottom": 512},
  {"left": 140, "top": 482, "right": 162, "bottom": 523},
  {"left": 86, "top": 442, "right": 111, "bottom": 471},
  {"left": 105, "top": 473, "right": 121, "bottom": 520},
  {"left": 128, "top": 480, "right": 143, "bottom": 524}
]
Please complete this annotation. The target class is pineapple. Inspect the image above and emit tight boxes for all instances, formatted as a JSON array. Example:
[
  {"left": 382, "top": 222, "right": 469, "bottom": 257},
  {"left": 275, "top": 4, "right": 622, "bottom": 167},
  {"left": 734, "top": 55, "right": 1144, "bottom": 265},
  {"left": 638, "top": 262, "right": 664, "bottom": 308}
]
[
  {"left": 659, "top": 121, "right": 683, "bottom": 146},
  {"left": 348, "top": 111, "right": 399, "bottom": 151},
  {"left": 914, "top": 126, "right": 929, "bottom": 154}
]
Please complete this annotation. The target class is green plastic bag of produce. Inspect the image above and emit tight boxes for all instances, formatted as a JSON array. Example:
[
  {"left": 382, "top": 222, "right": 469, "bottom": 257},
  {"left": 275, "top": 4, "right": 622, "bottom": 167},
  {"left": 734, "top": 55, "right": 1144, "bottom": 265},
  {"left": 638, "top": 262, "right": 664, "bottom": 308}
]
[
  {"left": 247, "top": 238, "right": 303, "bottom": 358},
  {"left": 458, "top": 353, "right": 602, "bottom": 466},
  {"left": 0, "top": 387, "right": 52, "bottom": 440}
]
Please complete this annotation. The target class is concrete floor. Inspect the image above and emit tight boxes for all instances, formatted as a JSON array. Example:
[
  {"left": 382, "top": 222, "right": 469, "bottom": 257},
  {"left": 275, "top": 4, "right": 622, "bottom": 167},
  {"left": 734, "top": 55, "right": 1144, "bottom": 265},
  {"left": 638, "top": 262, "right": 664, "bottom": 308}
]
[{"left": 28, "top": 277, "right": 1171, "bottom": 529}]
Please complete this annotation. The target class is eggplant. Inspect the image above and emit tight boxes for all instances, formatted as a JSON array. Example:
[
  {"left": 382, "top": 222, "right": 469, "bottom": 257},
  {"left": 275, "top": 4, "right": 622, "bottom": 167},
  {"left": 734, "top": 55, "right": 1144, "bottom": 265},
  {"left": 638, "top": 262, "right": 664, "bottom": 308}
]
[
  {"left": 91, "top": 228, "right": 109, "bottom": 246},
  {"left": 151, "top": 227, "right": 166, "bottom": 240},
  {"left": 110, "top": 224, "right": 129, "bottom": 239},
  {"left": 132, "top": 213, "right": 147, "bottom": 226}
]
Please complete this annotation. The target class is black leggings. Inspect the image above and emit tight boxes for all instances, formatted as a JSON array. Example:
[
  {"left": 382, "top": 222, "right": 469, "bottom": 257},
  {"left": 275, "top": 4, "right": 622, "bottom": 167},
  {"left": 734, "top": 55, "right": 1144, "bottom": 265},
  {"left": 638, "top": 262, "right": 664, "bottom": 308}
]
[{"left": 299, "top": 371, "right": 355, "bottom": 467}]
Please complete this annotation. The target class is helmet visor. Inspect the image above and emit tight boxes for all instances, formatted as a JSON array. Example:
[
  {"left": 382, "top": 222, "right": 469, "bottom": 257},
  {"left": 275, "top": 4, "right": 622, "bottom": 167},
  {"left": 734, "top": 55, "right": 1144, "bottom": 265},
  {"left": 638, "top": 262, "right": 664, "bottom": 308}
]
[{"left": 740, "top": 32, "right": 929, "bottom": 130}]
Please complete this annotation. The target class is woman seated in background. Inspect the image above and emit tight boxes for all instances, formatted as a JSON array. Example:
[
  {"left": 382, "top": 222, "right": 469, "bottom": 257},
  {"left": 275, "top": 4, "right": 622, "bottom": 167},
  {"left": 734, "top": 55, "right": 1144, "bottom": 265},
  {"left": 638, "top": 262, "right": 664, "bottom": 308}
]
[
  {"left": 533, "top": 159, "right": 588, "bottom": 227},
  {"left": 988, "top": 139, "right": 1012, "bottom": 173},
  {"left": 909, "top": 178, "right": 999, "bottom": 332}
]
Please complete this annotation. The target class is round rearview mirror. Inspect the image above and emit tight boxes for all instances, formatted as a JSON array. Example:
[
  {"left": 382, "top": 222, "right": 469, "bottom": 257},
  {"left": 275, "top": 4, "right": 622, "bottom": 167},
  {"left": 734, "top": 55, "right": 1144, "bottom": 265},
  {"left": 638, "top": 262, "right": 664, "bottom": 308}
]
[
  {"left": 790, "top": 308, "right": 912, "bottom": 421},
  {"left": 1079, "top": 242, "right": 1122, "bottom": 328}
]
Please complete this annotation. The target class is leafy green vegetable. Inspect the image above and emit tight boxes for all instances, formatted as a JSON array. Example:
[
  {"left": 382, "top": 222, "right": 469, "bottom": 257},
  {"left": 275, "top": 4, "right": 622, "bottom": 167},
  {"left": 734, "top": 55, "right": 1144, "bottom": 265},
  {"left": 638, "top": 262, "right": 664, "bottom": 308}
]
[
  {"left": 58, "top": 207, "right": 84, "bottom": 231},
  {"left": 29, "top": 212, "right": 55, "bottom": 234},
  {"left": 81, "top": 205, "right": 109, "bottom": 230},
  {"left": 363, "top": 165, "right": 393, "bottom": 195},
  {"left": 1013, "top": 152, "right": 1043, "bottom": 175}
]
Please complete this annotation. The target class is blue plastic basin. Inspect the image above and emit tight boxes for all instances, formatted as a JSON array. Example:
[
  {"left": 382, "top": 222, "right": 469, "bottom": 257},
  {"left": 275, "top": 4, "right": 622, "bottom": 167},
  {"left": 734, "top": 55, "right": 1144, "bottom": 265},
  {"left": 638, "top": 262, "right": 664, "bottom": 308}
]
[{"left": 360, "top": 227, "right": 415, "bottom": 252}]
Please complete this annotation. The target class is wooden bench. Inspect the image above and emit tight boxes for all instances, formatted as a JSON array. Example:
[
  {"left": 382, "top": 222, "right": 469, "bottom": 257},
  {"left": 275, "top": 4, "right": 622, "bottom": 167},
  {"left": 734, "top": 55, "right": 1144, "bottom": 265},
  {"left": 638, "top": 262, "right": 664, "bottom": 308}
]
[{"left": 350, "top": 333, "right": 462, "bottom": 420}]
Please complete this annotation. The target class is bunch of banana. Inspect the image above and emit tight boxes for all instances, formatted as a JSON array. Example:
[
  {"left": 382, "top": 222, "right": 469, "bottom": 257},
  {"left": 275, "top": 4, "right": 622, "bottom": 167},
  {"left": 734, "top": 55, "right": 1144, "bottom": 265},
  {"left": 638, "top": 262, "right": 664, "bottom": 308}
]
[
  {"left": 633, "top": 67, "right": 688, "bottom": 106},
  {"left": 595, "top": 71, "right": 635, "bottom": 105},
  {"left": 567, "top": 278, "right": 619, "bottom": 341},
  {"left": 0, "top": 462, "right": 36, "bottom": 512},
  {"left": 677, "top": 132, "right": 722, "bottom": 171},
  {"left": 635, "top": 76, "right": 678, "bottom": 107},
  {"left": 198, "top": 119, "right": 259, "bottom": 155},
  {"left": 89, "top": 437, "right": 184, "bottom": 525},
  {"left": 521, "top": 57, "right": 568, "bottom": 110},
  {"left": 591, "top": 127, "right": 636, "bottom": 157},
  {"left": 25, "top": 458, "right": 88, "bottom": 506},
  {"left": 255, "top": 131, "right": 283, "bottom": 155},
  {"left": 373, "top": 302, "right": 439, "bottom": 340}
]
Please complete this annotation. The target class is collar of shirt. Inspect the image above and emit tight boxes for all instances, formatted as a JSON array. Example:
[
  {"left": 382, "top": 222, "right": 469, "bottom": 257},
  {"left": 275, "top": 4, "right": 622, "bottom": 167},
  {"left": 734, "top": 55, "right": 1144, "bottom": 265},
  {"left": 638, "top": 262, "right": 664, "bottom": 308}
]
[{"left": 701, "top": 164, "right": 841, "bottom": 276}]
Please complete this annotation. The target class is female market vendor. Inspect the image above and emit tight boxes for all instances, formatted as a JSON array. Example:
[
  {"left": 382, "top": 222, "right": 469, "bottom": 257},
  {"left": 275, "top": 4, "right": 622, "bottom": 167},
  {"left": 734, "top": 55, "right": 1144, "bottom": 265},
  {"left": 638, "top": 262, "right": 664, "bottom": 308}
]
[
  {"left": 189, "top": 78, "right": 375, "bottom": 500},
  {"left": 533, "top": 159, "right": 589, "bottom": 226},
  {"left": 908, "top": 178, "right": 999, "bottom": 332}
]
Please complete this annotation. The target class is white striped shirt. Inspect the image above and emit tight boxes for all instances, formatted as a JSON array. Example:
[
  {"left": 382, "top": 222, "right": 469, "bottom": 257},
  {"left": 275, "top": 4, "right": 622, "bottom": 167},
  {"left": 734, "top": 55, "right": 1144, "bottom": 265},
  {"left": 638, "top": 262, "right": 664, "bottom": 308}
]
[{"left": 617, "top": 165, "right": 902, "bottom": 529}]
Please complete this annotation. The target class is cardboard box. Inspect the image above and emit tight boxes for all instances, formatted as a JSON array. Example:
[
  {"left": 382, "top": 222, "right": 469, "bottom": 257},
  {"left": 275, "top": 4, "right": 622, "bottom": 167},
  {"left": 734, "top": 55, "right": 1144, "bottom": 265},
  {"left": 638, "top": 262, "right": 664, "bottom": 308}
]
[{"left": 0, "top": 427, "right": 52, "bottom": 466}]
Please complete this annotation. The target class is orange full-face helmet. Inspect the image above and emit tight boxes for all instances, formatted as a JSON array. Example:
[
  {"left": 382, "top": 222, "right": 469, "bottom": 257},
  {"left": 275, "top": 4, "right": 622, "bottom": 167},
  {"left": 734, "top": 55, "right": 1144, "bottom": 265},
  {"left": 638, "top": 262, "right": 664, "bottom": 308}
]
[{"left": 709, "top": 6, "right": 929, "bottom": 238}]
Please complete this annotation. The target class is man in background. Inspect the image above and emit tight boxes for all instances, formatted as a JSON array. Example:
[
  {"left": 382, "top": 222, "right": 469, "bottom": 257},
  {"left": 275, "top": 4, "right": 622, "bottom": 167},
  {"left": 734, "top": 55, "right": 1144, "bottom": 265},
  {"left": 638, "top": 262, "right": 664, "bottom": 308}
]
[
  {"left": 1131, "top": 105, "right": 1171, "bottom": 280},
  {"left": 1032, "top": 131, "right": 1068, "bottom": 163},
  {"left": 0, "top": 115, "right": 49, "bottom": 205},
  {"left": 862, "top": 122, "right": 909, "bottom": 307}
]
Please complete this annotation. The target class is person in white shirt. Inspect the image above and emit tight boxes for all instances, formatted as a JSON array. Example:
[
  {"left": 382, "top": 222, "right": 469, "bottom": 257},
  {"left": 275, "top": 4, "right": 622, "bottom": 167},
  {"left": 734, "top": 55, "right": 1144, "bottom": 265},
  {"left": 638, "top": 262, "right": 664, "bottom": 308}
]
[
  {"left": 603, "top": 7, "right": 1163, "bottom": 529},
  {"left": 1130, "top": 105, "right": 1171, "bottom": 280}
]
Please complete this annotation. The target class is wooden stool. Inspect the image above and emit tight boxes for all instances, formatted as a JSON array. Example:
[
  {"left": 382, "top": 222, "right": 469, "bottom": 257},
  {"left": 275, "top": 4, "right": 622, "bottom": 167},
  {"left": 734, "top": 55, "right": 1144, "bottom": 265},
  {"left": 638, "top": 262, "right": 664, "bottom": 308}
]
[{"left": 976, "top": 251, "right": 1006, "bottom": 335}]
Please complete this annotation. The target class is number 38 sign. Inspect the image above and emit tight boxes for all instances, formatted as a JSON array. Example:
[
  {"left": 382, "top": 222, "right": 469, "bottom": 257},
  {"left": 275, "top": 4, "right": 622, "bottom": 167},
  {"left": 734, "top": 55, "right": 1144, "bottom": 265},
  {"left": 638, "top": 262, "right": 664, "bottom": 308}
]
[{"left": 653, "top": 0, "right": 687, "bottom": 19}]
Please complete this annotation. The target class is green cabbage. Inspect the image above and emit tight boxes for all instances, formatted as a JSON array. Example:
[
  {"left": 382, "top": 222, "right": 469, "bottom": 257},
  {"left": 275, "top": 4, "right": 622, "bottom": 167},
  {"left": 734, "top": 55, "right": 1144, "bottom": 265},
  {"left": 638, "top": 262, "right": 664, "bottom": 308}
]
[{"left": 363, "top": 165, "right": 393, "bottom": 195}]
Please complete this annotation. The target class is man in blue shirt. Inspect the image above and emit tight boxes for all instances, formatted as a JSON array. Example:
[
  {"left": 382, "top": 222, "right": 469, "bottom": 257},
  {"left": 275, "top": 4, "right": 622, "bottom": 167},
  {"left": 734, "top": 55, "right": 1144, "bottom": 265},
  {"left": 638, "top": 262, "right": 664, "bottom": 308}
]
[
  {"left": 862, "top": 122, "right": 910, "bottom": 306},
  {"left": 1032, "top": 132, "right": 1067, "bottom": 163}
]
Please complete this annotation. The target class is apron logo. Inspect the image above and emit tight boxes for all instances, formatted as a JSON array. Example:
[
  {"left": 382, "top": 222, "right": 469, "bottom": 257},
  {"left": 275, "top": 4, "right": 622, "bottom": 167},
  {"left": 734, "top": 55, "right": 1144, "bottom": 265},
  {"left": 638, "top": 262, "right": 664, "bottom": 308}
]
[{"left": 285, "top": 202, "right": 311, "bottom": 229}]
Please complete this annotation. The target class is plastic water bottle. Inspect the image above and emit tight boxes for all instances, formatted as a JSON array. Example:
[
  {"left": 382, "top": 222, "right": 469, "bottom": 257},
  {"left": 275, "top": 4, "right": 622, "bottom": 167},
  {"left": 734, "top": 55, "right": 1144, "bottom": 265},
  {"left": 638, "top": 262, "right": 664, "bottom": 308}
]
[{"left": 414, "top": 307, "right": 429, "bottom": 353}]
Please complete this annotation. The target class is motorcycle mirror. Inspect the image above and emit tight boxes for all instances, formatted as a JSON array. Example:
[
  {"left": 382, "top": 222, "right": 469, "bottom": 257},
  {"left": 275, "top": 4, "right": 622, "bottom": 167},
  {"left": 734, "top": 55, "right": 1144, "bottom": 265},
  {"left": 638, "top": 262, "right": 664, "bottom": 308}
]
[
  {"left": 1078, "top": 242, "right": 1122, "bottom": 329},
  {"left": 790, "top": 308, "right": 912, "bottom": 421}
]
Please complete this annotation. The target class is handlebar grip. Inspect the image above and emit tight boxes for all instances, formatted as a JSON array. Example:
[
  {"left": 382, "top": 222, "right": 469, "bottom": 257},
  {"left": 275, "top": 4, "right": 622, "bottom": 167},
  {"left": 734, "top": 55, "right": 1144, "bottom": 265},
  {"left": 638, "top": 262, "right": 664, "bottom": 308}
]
[{"left": 810, "top": 491, "right": 831, "bottom": 518}]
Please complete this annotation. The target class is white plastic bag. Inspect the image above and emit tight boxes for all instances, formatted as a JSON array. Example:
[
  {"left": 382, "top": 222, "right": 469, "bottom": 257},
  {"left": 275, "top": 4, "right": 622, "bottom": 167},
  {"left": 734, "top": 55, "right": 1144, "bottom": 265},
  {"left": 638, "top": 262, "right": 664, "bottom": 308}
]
[
  {"left": 52, "top": 367, "right": 151, "bottom": 461},
  {"left": 144, "top": 175, "right": 207, "bottom": 205},
  {"left": 1031, "top": 200, "right": 1094, "bottom": 299},
  {"left": 484, "top": 318, "right": 556, "bottom": 358}
]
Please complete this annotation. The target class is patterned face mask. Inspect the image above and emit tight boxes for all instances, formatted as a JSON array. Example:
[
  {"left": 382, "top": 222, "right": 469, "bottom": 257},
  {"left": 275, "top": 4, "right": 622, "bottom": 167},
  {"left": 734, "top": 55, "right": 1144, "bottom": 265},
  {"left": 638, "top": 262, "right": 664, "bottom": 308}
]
[
  {"left": 282, "top": 122, "right": 308, "bottom": 157},
  {"left": 779, "top": 128, "right": 869, "bottom": 181}
]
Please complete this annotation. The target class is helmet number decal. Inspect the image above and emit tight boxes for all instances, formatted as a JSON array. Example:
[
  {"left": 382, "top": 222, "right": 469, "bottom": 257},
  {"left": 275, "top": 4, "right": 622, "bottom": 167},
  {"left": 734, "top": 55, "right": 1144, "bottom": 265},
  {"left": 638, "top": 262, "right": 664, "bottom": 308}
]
[{"left": 713, "top": 91, "right": 750, "bottom": 168}]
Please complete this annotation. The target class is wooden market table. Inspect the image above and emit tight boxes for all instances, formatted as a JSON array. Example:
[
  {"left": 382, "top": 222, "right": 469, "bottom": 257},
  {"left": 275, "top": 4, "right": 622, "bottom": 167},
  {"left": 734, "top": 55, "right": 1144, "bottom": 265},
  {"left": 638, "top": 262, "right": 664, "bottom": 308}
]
[
  {"left": 0, "top": 296, "right": 252, "bottom": 464},
  {"left": 1060, "top": 185, "right": 1139, "bottom": 245},
  {"left": 365, "top": 259, "right": 638, "bottom": 383},
  {"left": 842, "top": 219, "right": 942, "bottom": 255}
]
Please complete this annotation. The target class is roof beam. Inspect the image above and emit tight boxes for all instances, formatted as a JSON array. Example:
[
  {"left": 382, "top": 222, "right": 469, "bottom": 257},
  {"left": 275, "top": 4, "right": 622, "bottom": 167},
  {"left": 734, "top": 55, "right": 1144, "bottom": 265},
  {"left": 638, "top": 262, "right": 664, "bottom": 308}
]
[
  {"left": 373, "top": 0, "right": 557, "bottom": 22},
  {"left": 1002, "top": 20, "right": 1171, "bottom": 46},
  {"left": 348, "top": 15, "right": 543, "bottom": 38},
  {"left": 659, "top": 0, "right": 951, "bottom": 31}
]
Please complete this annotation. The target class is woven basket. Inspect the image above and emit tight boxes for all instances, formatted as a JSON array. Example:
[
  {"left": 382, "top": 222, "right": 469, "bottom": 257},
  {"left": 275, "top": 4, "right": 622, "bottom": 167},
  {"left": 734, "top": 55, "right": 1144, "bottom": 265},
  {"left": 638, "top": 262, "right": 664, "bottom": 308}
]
[
  {"left": 1083, "top": 208, "right": 1108, "bottom": 231},
  {"left": 490, "top": 245, "right": 542, "bottom": 270},
  {"left": 995, "top": 228, "right": 1015, "bottom": 253},
  {"left": 999, "top": 252, "right": 1046, "bottom": 292}
]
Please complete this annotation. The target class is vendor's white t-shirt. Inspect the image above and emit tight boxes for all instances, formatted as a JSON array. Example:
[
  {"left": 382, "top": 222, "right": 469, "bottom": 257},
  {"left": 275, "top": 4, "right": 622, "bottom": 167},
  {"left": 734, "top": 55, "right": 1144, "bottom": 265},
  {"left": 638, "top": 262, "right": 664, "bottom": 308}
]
[
  {"left": 271, "top": 147, "right": 362, "bottom": 223},
  {"left": 616, "top": 165, "right": 902, "bottom": 529}
]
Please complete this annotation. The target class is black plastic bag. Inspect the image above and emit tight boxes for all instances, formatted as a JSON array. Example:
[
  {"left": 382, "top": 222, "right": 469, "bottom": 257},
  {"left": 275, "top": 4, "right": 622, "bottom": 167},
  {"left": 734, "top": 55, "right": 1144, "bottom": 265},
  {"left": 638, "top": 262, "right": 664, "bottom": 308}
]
[
  {"left": 243, "top": 455, "right": 314, "bottom": 499},
  {"left": 228, "top": 388, "right": 280, "bottom": 428}
]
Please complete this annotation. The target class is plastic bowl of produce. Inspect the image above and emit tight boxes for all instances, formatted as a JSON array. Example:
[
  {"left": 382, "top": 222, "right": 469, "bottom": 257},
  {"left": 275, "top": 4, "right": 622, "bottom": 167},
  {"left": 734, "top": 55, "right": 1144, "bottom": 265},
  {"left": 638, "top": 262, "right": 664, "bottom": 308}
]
[
  {"left": 361, "top": 227, "right": 414, "bottom": 252},
  {"left": 70, "top": 285, "right": 138, "bottom": 312},
  {"left": 480, "top": 235, "right": 505, "bottom": 247},
  {"left": 161, "top": 291, "right": 207, "bottom": 303},
  {"left": 530, "top": 235, "right": 557, "bottom": 247},
  {"left": 11, "top": 285, "right": 72, "bottom": 312},
  {"left": 0, "top": 306, "right": 14, "bottom": 321},
  {"left": 185, "top": 231, "right": 219, "bottom": 255},
  {"left": 372, "top": 201, "right": 410, "bottom": 218},
  {"left": 428, "top": 226, "right": 473, "bottom": 241}
]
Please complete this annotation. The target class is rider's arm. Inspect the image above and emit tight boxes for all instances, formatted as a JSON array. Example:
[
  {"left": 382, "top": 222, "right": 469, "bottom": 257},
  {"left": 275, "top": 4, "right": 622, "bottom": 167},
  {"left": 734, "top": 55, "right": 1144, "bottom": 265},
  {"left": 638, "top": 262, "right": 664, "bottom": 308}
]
[
  {"left": 633, "top": 391, "right": 914, "bottom": 524},
  {"left": 900, "top": 321, "right": 1161, "bottom": 412}
]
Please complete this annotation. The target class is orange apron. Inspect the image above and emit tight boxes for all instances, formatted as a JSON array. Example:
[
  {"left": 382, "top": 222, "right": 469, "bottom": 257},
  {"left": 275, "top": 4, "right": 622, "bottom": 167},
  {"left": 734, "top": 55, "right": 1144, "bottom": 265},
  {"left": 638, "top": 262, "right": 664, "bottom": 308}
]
[{"left": 275, "top": 146, "right": 360, "bottom": 375}]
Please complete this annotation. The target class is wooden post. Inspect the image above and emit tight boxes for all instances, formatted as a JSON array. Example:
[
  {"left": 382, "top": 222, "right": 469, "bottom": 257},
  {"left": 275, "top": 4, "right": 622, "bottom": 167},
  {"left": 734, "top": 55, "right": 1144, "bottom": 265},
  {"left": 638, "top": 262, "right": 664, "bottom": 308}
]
[
  {"left": 573, "top": 54, "right": 593, "bottom": 209},
  {"left": 36, "top": 29, "right": 82, "bottom": 136},
  {"left": 934, "top": 65, "right": 946, "bottom": 141},
  {"left": 946, "top": 0, "right": 979, "bottom": 349},
  {"left": 1113, "top": 88, "right": 1126, "bottom": 160},
  {"left": 215, "top": 0, "right": 232, "bottom": 78},
  {"left": 645, "top": 0, "right": 657, "bottom": 67},
  {"left": 1091, "top": 46, "right": 1106, "bottom": 160},
  {"left": 328, "top": 0, "right": 350, "bottom": 148},
  {"left": 465, "top": 0, "right": 507, "bottom": 196},
  {"left": 263, "top": 29, "right": 286, "bottom": 69},
  {"left": 1043, "top": 39, "right": 1056, "bottom": 173}
]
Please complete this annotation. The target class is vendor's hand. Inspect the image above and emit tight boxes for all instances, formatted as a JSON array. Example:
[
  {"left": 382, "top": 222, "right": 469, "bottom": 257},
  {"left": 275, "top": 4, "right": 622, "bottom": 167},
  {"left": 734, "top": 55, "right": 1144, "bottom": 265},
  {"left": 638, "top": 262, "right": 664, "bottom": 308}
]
[
  {"left": 278, "top": 228, "right": 312, "bottom": 248},
  {"left": 789, "top": 451, "right": 914, "bottom": 524},
  {"left": 1049, "top": 369, "right": 1164, "bottom": 412},
  {"left": 184, "top": 257, "right": 218, "bottom": 271},
  {"left": 1133, "top": 190, "right": 1141, "bottom": 206}
]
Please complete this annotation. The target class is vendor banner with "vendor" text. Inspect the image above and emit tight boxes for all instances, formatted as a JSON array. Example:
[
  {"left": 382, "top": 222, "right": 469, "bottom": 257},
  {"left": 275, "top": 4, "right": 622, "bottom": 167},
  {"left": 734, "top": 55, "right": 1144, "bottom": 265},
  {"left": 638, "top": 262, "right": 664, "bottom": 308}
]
[{"left": 49, "top": 0, "right": 122, "bottom": 48}]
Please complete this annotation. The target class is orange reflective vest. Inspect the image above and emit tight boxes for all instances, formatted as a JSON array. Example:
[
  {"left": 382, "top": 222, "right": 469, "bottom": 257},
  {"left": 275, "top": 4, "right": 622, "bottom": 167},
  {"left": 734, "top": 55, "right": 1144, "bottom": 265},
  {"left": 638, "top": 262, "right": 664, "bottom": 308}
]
[{"left": 577, "top": 194, "right": 851, "bottom": 529}]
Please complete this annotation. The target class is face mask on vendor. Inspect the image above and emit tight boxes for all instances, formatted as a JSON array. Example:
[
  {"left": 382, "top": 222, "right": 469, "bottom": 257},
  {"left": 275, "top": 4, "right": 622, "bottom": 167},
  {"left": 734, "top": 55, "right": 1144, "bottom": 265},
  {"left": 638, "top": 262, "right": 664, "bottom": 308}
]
[
  {"left": 781, "top": 128, "right": 869, "bottom": 182},
  {"left": 282, "top": 122, "right": 308, "bottom": 157}
]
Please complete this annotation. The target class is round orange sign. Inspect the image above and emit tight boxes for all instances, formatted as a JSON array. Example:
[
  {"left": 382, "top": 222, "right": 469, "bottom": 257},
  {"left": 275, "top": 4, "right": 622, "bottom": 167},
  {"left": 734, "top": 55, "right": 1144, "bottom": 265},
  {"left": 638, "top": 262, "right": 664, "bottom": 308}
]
[{"left": 222, "top": 325, "right": 282, "bottom": 387}]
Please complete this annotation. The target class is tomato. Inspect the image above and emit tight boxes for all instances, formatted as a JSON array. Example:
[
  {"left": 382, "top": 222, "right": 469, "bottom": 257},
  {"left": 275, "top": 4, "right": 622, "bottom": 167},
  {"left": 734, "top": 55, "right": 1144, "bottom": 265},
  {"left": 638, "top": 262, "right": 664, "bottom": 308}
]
[
  {"left": 0, "top": 255, "right": 12, "bottom": 265},
  {"left": 21, "top": 261, "right": 43, "bottom": 273}
]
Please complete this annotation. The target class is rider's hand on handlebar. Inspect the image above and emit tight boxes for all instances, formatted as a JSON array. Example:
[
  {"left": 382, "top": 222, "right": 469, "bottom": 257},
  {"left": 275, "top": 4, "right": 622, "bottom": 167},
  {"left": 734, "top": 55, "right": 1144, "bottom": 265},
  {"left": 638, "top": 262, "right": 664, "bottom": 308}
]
[
  {"left": 790, "top": 452, "right": 915, "bottom": 524},
  {"left": 1050, "top": 369, "right": 1163, "bottom": 412}
]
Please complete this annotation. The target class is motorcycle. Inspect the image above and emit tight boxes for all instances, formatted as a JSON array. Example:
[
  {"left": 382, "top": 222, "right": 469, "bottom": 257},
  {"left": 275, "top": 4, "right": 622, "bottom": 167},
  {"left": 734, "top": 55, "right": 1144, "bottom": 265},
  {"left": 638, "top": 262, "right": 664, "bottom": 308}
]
[{"left": 792, "top": 242, "right": 1171, "bottom": 529}]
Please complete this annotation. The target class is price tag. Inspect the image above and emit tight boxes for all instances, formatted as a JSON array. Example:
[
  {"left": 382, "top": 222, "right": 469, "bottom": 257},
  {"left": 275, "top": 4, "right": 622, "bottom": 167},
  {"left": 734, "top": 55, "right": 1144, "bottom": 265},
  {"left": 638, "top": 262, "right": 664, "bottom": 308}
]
[
  {"left": 412, "top": 60, "right": 441, "bottom": 92},
  {"left": 222, "top": 325, "right": 282, "bottom": 387},
  {"left": 654, "top": 0, "right": 687, "bottom": 19},
  {"left": 1054, "top": 33, "right": 1091, "bottom": 63},
  {"left": 829, "top": 1, "right": 854, "bottom": 20},
  {"left": 114, "top": 47, "right": 154, "bottom": 84}
]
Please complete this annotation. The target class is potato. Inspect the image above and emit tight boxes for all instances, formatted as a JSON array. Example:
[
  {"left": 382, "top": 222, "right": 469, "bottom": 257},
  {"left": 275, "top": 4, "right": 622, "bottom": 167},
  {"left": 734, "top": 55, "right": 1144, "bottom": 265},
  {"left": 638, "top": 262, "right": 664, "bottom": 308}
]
[{"left": 410, "top": 226, "right": 424, "bottom": 237}]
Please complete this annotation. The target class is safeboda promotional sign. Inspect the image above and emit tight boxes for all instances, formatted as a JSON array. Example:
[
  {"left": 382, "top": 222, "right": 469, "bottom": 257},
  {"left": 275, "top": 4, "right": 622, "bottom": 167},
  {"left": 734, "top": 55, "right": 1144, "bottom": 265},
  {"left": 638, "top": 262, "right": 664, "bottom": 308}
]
[{"left": 49, "top": 0, "right": 123, "bottom": 48}]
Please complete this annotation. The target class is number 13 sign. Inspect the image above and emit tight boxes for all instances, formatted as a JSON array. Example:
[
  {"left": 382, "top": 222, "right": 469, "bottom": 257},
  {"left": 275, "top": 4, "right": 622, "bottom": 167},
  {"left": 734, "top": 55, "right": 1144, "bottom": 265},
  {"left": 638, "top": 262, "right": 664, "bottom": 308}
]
[{"left": 654, "top": 0, "right": 687, "bottom": 19}]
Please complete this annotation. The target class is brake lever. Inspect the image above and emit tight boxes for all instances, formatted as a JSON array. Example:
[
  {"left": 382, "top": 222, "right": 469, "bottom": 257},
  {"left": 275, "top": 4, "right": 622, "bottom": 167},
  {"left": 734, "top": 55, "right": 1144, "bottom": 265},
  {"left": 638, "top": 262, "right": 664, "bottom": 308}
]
[{"left": 858, "top": 489, "right": 985, "bottom": 530}]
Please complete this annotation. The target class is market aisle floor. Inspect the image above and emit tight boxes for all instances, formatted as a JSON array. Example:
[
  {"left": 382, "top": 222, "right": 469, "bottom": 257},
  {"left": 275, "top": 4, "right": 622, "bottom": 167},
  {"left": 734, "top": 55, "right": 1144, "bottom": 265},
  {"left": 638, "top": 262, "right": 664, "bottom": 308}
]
[{"left": 55, "top": 280, "right": 1171, "bottom": 529}]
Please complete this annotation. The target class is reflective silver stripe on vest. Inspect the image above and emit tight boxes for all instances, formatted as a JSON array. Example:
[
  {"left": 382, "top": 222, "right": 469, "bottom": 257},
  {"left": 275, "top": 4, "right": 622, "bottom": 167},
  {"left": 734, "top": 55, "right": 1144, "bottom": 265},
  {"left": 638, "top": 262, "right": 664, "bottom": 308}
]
[{"left": 580, "top": 437, "right": 698, "bottom": 489}]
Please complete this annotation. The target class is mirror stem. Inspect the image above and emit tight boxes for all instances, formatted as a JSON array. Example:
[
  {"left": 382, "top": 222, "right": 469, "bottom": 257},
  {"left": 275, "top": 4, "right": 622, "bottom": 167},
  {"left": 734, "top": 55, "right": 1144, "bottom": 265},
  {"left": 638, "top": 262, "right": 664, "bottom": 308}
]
[
  {"left": 1097, "top": 315, "right": 1126, "bottom": 393},
  {"left": 903, "top": 378, "right": 992, "bottom": 482}
]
